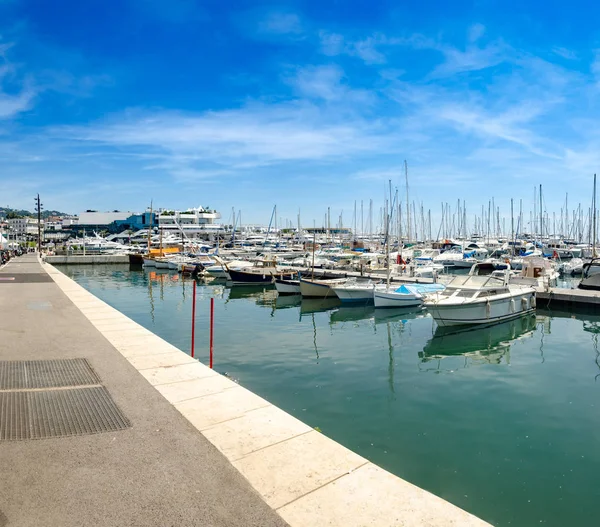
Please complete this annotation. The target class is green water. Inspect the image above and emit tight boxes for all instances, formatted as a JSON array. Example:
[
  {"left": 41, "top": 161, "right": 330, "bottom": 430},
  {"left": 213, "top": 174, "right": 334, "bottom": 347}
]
[{"left": 60, "top": 264, "right": 600, "bottom": 527}]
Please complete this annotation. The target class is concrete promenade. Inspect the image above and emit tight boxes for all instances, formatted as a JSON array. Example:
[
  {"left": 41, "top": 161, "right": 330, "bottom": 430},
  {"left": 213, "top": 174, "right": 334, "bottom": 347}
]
[
  {"left": 0, "top": 255, "right": 287, "bottom": 527},
  {"left": 0, "top": 254, "right": 491, "bottom": 526}
]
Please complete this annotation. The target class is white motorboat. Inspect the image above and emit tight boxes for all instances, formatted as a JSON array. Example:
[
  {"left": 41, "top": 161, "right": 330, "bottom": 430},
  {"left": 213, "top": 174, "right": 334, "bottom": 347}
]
[
  {"left": 434, "top": 248, "right": 464, "bottom": 267},
  {"left": 374, "top": 283, "right": 445, "bottom": 309},
  {"left": 424, "top": 271, "right": 536, "bottom": 327},
  {"left": 274, "top": 277, "right": 301, "bottom": 295},
  {"left": 331, "top": 279, "right": 377, "bottom": 304},
  {"left": 510, "top": 256, "right": 559, "bottom": 290},
  {"left": 153, "top": 256, "right": 172, "bottom": 269},
  {"left": 558, "top": 258, "right": 584, "bottom": 276},
  {"left": 411, "top": 263, "right": 444, "bottom": 279}
]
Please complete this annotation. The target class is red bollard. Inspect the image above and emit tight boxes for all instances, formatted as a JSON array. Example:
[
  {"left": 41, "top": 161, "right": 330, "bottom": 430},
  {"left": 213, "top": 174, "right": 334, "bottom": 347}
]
[
  {"left": 209, "top": 297, "right": 214, "bottom": 369},
  {"left": 191, "top": 280, "right": 196, "bottom": 358}
]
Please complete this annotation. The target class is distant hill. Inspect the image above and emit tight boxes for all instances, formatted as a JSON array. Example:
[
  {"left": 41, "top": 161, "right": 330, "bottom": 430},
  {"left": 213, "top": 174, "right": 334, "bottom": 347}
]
[{"left": 0, "top": 207, "right": 71, "bottom": 219}]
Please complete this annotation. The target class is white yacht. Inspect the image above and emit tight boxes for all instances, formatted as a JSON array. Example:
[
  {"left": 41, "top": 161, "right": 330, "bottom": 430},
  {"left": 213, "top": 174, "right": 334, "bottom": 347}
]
[
  {"left": 424, "top": 271, "right": 536, "bottom": 327},
  {"left": 510, "top": 257, "right": 559, "bottom": 290}
]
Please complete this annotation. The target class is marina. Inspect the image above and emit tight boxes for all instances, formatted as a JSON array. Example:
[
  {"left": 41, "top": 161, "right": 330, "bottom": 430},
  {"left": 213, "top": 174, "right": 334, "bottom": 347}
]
[{"left": 57, "top": 262, "right": 600, "bottom": 527}]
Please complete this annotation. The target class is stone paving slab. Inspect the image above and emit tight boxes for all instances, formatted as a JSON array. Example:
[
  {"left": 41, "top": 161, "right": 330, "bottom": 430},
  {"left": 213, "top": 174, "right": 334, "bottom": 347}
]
[{"left": 202, "top": 405, "right": 313, "bottom": 461}]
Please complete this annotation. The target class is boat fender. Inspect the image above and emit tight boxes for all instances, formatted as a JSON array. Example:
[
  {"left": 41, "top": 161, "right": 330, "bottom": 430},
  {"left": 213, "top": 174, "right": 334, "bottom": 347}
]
[
  {"left": 531, "top": 295, "right": 536, "bottom": 308},
  {"left": 262, "top": 274, "right": 266, "bottom": 280},
  {"left": 510, "top": 298, "right": 515, "bottom": 313},
  {"left": 521, "top": 297, "right": 528, "bottom": 311},
  {"left": 486, "top": 299, "right": 491, "bottom": 319}
]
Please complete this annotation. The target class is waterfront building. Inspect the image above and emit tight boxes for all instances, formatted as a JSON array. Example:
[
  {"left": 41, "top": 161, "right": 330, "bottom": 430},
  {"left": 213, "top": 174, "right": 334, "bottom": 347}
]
[
  {"left": 7, "top": 217, "right": 43, "bottom": 236},
  {"left": 157, "top": 207, "right": 222, "bottom": 235},
  {"left": 113, "top": 211, "right": 157, "bottom": 231}
]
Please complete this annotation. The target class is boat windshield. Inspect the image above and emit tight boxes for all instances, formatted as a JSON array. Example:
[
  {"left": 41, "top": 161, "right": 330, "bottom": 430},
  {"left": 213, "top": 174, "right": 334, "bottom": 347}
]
[{"left": 446, "top": 273, "right": 506, "bottom": 289}]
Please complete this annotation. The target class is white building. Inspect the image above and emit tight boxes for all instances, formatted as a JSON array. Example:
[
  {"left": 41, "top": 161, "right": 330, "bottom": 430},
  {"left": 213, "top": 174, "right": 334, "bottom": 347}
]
[
  {"left": 8, "top": 217, "right": 43, "bottom": 236},
  {"left": 157, "top": 207, "right": 222, "bottom": 234}
]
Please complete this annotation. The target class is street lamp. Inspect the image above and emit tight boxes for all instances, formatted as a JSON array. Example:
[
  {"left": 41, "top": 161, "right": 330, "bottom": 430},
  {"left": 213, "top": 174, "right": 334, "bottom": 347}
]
[{"left": 34, "top": 194, "right": 43, "bottom": 253}]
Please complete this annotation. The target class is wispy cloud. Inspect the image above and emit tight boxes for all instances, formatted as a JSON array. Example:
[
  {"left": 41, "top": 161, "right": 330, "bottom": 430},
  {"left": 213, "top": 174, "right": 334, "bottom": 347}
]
[
  {"left": 285, "top": 64, "right": 375, "bottom": 105},
  {"left": 55, "top": 99, "right": 394, "bottom": 182},
  {"left": 0, "top": 41, "right": 36, "bottom": 119},
  {"left": 258, "top": 11, "right": 303, "bottom": 35},
  {"left": 552, "top": 46, "right": 578, "bottom": 60}
]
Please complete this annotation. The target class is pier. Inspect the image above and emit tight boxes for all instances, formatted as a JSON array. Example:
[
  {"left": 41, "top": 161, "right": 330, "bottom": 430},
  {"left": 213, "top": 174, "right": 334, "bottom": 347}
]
[
  {"left": 0, "top": 254, "right": 490, "bottom": 526},
  {"left": 45, "top": 254, "right": 130, "bottom": 264},
  {"left": 536, "top": 287, "right": 600, "bottom": 310}
]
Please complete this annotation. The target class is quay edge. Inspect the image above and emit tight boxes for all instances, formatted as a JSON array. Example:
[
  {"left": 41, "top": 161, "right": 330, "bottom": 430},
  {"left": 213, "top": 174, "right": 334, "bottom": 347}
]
[{"left": 44, "top": 260, "right": 492, "bottom": 527}]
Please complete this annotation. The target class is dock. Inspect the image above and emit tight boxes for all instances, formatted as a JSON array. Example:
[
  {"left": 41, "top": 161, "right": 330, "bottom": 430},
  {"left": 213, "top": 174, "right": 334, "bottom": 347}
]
[
  {"left": 0, "top": 253, "right": 491, "bottom": 526},
  {"left": 536, "top": 287, "right": 600, "bottom": 310},
  {"left": 45, "top": 254, "right": 130, "bottom": 264}
]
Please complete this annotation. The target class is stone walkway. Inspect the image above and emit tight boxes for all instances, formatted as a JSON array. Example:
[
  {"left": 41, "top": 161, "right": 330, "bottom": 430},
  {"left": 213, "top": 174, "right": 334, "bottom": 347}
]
[{"left": 0, "top": 254, "right": 287, "bottom": 527}]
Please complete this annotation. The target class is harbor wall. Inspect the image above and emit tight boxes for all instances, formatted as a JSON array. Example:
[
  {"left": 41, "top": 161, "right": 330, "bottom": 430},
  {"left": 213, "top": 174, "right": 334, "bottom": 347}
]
[
  {"left": 45, "top": 255, "right": 130, "bottom": 265},
  {"left": 43, "top": 262, "right": 491, "bottom": 527}
]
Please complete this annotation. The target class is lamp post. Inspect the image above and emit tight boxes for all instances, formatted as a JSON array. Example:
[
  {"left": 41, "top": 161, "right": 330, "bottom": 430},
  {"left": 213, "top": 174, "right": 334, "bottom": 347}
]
[{"left": 34, "top": 194, "right": 43, "bottom": 253}]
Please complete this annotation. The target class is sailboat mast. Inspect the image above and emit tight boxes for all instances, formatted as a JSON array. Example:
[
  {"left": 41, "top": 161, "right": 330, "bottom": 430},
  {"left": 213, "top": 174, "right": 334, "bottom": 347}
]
[
  {"left": 405, "top": 160, "right": 410, "bottom": 244},
  {"left": 539, "top": 184, "right": 543, "bottom": 248},
  {"left": 147, "top": 200, "right": 153, "bottom": 253},
  {"left": 593, "top": 174, "right": 597, "bottom": 258},
  {"left": 385, "top": 198, "right": 390, "bottom": 287}
]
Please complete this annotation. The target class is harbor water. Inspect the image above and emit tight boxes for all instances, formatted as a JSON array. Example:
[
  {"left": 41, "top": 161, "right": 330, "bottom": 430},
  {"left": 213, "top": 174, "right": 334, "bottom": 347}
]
[{"left": 59, "top": 264, "right": 600, "bottom": 527}]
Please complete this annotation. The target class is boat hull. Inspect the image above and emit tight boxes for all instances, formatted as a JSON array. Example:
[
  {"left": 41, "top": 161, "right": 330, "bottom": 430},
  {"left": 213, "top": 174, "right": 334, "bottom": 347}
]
[
  {"left": 426, "top": 291, "right": 536, "bottom": 327},
  {"left": 228, "top": 268, "right": 296, "bottom": 285},
  {"left": 331, "top": 286, "right": 374, "bottom": 303},
  {"left": 205, "top": 267, "right": 230, "bottom": 279},
  {"left": 143, "top": 257, "right": 156, "bottom": 267},
  {"left": 299, "top": 279, "right": 342, "bottom": 298},
  {"left": 275, "top": 279, "right": 301, "bottom": 295},
  {"left": 154, "top": 260, "right": 171, "bottom": 269}
]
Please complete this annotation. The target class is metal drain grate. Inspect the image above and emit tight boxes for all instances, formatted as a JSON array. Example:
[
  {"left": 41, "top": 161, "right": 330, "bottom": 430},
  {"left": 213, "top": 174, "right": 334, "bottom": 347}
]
[
  {"left": 0, "top": 387, "right": 131, "bottom": 441},
  {"left": 0, "top": 392, "right": 29, "bottom": 440},
  {"left": 0, "top": 359, "right": 101, "bottom": 390}
]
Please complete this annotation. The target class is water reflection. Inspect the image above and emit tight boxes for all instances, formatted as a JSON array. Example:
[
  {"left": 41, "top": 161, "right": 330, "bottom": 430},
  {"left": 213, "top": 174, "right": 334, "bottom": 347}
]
[
  {"left": 299, "top": 297, "right": 341, "bottom": 315},
  {"left": 420, "top": 315, "right": 537, "bottom": 371}
]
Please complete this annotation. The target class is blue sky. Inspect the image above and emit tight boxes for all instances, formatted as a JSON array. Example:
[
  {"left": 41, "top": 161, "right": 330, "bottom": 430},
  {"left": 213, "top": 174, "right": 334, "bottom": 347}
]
[{"left": 1, "top": 0, "right": 600, "bottom": 229}]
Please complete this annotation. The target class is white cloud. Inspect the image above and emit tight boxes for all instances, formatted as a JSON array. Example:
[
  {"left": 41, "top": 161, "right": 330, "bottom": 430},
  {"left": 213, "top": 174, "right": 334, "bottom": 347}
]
[
  {"left": 319, "top": 31, "right": 345, "bottom": 56},
  {"left": 552, "top": 47, "right": 577, "bottom": 60},
  {"left": 57, "top": 100, "right": 394, "bottom": 180},
  {"left": 0, "top": 43, "right": 36, "bottom": 119},
  {"left": 430, "top": 40, "right": 508, "bottom": 77},
  {"left": 353, "top": 37, "right": 387, "bottom": 64},
  {"left": 258, "top": 12, "right": 302, "bottom": 35},
  {"left": 286, "top": 64, "right": 374, "bottom": 105},
  {"left": 468, "top": 23, "right": 486, "bottom": 43},
  {"left": 0, "top": 88, "right": 35, "bottom": 119}
]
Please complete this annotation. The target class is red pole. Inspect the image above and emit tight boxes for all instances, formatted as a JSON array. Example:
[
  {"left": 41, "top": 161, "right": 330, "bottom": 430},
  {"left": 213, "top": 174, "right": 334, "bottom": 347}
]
[
  {"left": 209, "top": 297, "right": 214, "bottom": 369},
  {"left": 191, "top": 280, "right": 196, "bottom": 358}
]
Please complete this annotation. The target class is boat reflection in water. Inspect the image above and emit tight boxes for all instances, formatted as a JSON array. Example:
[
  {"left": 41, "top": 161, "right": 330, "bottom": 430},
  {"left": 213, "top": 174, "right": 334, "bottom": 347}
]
[
  {"left": 420, "top": 314, "right": 537, "bottom": 369},
  {"left": 274, "top": 294, "right": 302, "bottom": 310},
  {"left": 329, "top": 305, "right": 426, "bottom": 326},
  {"left": 226, "top": 285, "right": 274, "bottom": 302},
  {"left": 299, "top": 297, "right": 341, "bottom": 316}
]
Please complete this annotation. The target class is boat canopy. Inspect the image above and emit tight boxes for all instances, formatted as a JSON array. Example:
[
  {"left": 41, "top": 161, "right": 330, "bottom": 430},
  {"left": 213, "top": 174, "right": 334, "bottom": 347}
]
[{"left": 395, "top": 283, "right": 446, "bottom": 295}]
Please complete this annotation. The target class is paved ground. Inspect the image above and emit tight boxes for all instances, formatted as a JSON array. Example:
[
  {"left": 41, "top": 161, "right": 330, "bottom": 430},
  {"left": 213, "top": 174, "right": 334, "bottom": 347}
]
[{"left": 0, "top": 254, "right": 287, "bottom": 527}]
